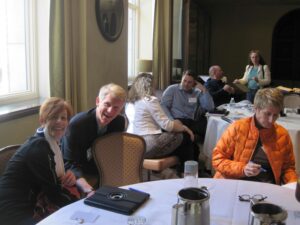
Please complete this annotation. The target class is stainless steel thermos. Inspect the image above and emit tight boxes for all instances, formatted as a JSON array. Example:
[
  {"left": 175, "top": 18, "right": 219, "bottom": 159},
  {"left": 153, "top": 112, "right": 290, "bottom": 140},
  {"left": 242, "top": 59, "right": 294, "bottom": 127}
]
[
  {"left": 248, "top": 199, "right": 287, "bottom": 225},
  {"left": 171, "top": 187, "right": 210, "bottom": 225}
]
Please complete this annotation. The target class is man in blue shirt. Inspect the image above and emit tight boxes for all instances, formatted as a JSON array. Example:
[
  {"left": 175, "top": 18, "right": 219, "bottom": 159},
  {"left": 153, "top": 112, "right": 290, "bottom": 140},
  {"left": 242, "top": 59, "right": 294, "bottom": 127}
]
[{"left": 161, "top": 70, "right": 214, "bottom": 159}]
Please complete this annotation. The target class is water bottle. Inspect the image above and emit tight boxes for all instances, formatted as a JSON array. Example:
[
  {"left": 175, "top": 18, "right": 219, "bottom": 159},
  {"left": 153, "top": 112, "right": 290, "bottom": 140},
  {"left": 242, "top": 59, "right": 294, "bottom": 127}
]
[
  {"left": 229, "top": 97, "right": 235, "bottom": 107},
  {"left": 184, "top": 161, "right": 198, "bottom": 188},
  {"left": 228, "top": 97, "right": 235, "bottom": 111}
]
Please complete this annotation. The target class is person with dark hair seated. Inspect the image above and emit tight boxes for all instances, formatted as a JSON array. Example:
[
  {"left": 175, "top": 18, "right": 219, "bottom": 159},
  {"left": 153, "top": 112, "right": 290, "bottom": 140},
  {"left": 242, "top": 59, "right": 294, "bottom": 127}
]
[
  {"left": 0, "top": 97, "right": 80, "bottom": 225},
  {"left": 161, "top": 69, "right": 214, "bottom": 160},
  {"left": 212, "top": 88, "right": 297, "bottom": 185}
]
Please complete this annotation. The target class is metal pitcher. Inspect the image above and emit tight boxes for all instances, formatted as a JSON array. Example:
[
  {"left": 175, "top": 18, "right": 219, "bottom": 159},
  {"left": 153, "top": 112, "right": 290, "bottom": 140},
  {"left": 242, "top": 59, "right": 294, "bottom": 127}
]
[
  {"left": 171, "top": 187, "right": 210, "bottom": 225},
  {"left": 248, "top": 200, "right": 287, "bottom": 225}
]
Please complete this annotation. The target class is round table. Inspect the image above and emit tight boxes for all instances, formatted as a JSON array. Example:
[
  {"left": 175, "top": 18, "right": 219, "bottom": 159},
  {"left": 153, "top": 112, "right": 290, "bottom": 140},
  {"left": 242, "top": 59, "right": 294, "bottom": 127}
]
[{"left": 38, "top": 178, "right": 300, "bottom": 225}]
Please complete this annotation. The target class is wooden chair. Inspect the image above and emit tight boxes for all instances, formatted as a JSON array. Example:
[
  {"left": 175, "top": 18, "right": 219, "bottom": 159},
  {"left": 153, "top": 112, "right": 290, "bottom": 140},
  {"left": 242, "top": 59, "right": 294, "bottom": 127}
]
[
  {"left": 92, "top": 132, "right": 146, "bottom": 187},
  {"left": 283, "top": 94, "right": 300, "bottom": 108},
  {"left": 125, "top": 95, "right": 180, "bottom": 181},
  {"left": 0, "top": 145, "right": 21, "bottom": 176},
  {"left": 143, "top": 156, "right": 179, "bottom": 180}
]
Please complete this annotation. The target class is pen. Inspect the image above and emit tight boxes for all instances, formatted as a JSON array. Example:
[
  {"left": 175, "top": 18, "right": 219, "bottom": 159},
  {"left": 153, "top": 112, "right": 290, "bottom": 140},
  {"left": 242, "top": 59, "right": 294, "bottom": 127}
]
[
  {"left": 129, "top": 187, "right": 148, "bottom": 194},
  {"left": 260, "top": 167, "right": 267, "bottom": 173},
  {"left": 249, "top": 161, "right": 267, "bottom": 172}
]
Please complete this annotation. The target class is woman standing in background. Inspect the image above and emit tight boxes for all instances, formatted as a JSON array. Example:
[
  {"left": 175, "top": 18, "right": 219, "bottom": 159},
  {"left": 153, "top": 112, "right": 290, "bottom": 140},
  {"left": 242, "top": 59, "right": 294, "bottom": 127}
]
[{"left": 234, "top": 49, "right": 271, "bottom": 103}]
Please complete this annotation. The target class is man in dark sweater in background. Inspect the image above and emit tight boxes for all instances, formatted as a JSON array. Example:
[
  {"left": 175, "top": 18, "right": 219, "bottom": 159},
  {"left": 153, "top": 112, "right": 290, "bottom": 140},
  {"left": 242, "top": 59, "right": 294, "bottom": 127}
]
[{"left": 205, "top": 65, "right": 235, "bottom": 107}]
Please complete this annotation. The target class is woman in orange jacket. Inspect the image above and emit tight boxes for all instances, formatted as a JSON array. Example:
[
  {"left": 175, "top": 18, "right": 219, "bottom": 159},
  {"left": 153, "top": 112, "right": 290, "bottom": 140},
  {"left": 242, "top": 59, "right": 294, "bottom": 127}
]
[{"left": 212, "top": 88, "right": 297, "bottom": 185}]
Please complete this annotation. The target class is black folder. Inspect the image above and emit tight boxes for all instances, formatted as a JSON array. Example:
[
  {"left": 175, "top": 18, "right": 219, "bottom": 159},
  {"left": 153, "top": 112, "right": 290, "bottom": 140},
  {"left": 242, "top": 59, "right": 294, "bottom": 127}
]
[
  {"left": 207, "top": 108, "right": 229, "bottom": 116},
  {"left": 84, "top": 186, "right": 150, "bottom": 215}
]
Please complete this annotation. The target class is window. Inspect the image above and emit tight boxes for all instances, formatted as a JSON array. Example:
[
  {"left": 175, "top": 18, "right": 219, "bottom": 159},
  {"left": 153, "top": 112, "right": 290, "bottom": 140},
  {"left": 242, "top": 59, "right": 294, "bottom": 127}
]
[
  {"left": 128, "top": 0, "right": 154, "bottom": 83},
  {"left": 128, "top": 0, "right": 139, "bottom": 83},
  {"left": 0, "top": 0, "right": 49, "bottom": 106}
]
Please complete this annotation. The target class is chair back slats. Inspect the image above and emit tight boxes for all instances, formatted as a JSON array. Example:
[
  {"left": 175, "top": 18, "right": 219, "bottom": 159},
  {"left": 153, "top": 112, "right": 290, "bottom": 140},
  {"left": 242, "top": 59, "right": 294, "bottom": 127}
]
[
  {"left": 0, "top": 145, "right": 21, "bottom": 176},
  {"left": 92, "top": 132, "right": 146, "bottom": 187}
]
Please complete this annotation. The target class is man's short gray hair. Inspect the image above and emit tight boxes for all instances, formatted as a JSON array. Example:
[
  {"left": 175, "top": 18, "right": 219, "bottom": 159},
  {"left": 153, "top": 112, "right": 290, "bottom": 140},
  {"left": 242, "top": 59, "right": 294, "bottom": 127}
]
[{"left": 98, "top": 83, "right": 127, "bottom": 101}]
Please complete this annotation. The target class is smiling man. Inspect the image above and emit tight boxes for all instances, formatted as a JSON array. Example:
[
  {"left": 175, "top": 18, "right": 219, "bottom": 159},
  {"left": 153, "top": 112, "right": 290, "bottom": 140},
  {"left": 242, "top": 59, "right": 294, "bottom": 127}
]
[
  {"left": 61, "top": 83, "right": 126, "bottom": 194},
  {"left": 212, "top": 88, "right": 297, "bottom": 185}
]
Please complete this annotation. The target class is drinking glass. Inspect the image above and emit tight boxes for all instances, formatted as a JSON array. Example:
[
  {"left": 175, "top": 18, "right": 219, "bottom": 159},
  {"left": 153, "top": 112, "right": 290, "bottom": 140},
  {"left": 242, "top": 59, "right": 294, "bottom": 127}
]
[{"left": 183, "top": 161, "right": 198, "bottom": 188}]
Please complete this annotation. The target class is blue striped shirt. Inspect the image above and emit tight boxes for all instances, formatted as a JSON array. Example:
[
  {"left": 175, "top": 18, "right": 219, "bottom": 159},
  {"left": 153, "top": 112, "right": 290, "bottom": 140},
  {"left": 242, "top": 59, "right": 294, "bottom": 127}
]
[{"left": 161, "top": 84, "right": 215, "bottom": 120}]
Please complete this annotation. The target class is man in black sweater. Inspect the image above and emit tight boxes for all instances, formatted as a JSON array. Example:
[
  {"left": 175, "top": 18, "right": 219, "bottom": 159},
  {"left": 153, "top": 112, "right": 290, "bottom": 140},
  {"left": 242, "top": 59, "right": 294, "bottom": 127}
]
[
  {"left": 205, "top": 65, "right": 235, "bottom": 107},
  {"left": 61, "top": 83, "right": 127, "bottom": 194}
]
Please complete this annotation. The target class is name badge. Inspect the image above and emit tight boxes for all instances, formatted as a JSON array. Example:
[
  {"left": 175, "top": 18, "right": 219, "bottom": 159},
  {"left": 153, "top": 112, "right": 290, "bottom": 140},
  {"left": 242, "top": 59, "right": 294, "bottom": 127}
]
[{"left": 188, "top": 97, "right": 197, "bottom": 103}]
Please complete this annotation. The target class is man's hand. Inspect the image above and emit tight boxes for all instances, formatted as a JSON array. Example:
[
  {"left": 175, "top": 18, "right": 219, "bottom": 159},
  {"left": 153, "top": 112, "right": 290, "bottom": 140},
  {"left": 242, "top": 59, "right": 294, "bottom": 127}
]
[
  {"left": 223, "top": 84, "right": 235, "bottom": 94},
  {"left": 76, "top": 177, "right": 95, "bottom": 196},
  {"left": 195, "top": 82, "right": 207, "bottom": 93}
]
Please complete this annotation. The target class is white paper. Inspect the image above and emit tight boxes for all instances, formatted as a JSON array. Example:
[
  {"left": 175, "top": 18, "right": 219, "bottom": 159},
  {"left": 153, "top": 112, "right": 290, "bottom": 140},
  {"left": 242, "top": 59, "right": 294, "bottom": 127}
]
[{"left": 70, "top": 211, "right": 99, "bottom": 223}]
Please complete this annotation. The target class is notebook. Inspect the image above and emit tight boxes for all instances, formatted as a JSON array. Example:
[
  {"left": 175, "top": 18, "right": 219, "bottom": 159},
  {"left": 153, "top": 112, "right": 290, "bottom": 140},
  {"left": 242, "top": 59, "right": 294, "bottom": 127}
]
[
  {"left": 231, "top": 83, "right": 249, "bottom": 93},
  {"left": 84, "top": 186, "right": 150, "bottom": 215}
]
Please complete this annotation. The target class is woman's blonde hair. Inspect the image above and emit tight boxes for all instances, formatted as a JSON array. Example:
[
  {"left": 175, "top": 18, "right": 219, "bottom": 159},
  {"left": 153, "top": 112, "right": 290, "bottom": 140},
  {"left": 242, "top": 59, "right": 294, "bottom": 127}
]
[
  {"left": 128, "top": 73, "right": 154, "bottom": 103},
  {"left": 254, "top": 88, "right": 283, "bottom": 110},
  {"left": 39, "top": 97, "right": 73, "bottom": 124}
]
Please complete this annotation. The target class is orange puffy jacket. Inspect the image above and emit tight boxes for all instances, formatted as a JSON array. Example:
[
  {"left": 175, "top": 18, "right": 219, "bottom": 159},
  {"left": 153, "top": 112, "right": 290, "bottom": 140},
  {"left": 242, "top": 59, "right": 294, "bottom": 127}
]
[{"left": 212, "top": 116, "right": 297, "bottom": 185}]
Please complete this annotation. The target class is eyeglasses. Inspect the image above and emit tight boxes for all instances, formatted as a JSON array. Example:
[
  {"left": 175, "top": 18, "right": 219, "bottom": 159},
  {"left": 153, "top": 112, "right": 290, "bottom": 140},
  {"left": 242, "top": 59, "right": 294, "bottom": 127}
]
[{"left": 238, "top": 194, "right": 267, "bottom": 202}]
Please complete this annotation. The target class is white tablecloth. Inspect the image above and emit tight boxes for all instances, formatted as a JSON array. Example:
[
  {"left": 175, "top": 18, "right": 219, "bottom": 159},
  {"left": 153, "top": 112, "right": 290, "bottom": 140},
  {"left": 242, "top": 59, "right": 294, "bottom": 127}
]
[
  {"left": 282, "top": 181, "right": 297, "bottom": 190},
  {"left": 37, "top": 178, "right": 299, "bottom": 225},
  {"left": 203, "top": 112, "right": 300, "bottom": 173}
]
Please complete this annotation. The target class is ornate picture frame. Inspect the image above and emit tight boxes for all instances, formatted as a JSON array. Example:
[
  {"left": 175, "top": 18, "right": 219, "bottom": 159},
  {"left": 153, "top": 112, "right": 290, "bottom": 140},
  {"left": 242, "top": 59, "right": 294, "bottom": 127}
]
[{"left": 95, "top": 0, "right": 124, "bottom": 42}]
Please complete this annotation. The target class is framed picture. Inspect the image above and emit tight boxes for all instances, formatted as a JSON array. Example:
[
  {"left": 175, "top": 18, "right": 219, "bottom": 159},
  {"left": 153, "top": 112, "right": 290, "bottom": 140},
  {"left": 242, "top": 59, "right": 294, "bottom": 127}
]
[{"left": 95, "top": 0, "right": 124, "bottom": 42}]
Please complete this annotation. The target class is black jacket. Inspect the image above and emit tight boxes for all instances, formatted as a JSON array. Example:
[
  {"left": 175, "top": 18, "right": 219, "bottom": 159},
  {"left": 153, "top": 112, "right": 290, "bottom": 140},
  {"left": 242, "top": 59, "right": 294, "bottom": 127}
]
[
  {"left": 61, "top": 107, "right": 126, "bottom": 178},
  {"left": 205, "top": 78, "right": 232, "bottom": 107},
  {"left": 0, "top": 132, "right": 75, "bottom": 225}
]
